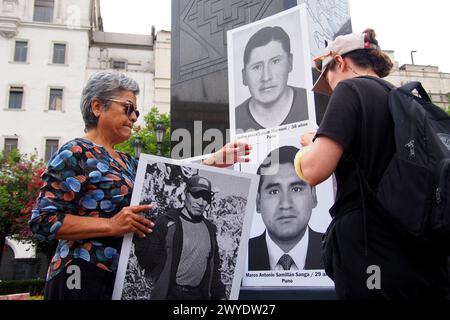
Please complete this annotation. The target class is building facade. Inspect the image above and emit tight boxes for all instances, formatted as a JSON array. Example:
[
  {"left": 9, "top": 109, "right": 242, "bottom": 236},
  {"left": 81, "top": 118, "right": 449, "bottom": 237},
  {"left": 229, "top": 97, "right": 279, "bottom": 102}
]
[
  {"left": 384, "top": 51, "right": 450, "bottom": 108},
  {"left": 0, "top": 0, "right": 170, "bottom": 280},
  {"left": 87, "top": 29, "right": 171, "bottom": 118},
  {"left": 0, "top": 0, "right": 92, "bottom": 162},
  {"left": 0, "top": 0, "right": 171, "bottom": 161}
]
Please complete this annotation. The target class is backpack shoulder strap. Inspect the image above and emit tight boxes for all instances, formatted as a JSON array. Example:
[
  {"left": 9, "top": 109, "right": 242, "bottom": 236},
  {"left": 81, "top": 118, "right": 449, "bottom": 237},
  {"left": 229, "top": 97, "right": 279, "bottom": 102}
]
[
  {"left": 359, "top": 76, "right": 432, "bottom": 103},
  {"left": 398, "top": 82, "right": 432, "bottom": 103},
  {"left": 358, "top": 76, "right": 395, "bottom": 91}
]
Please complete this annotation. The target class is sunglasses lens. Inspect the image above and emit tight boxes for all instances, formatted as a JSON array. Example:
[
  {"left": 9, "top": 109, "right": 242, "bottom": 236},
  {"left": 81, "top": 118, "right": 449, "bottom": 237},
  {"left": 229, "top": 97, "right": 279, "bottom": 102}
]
[
  {"left": 126, "top": 105, "right": 139, "bottom": 118},
  {"left": 191, "top": 191, "right": 211, "bottom": 203}
]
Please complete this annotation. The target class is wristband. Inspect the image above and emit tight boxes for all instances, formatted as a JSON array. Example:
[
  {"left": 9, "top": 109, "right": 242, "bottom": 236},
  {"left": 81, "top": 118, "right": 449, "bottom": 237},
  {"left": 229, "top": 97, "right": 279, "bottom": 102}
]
[{"left": 294, "top": 147, "right": 312, "bottom": 183}]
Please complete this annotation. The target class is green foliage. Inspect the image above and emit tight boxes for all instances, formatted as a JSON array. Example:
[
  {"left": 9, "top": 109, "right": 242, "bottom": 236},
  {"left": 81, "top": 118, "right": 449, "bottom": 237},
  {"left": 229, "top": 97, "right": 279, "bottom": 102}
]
[
  {"left": 446, "top": 92, "right": 450, "bottom": 115},
  {"left": 446, "top": 93, "right": 450, "bottom": 115},
  {"left": 0, "top": 279, "right": 45, "bottom": 296},
  {"left": 116, "top": 107, "right": 171, "bottom": 157},
  {"left": 0, "top": 150, "right": 57, "bottom": 270},
  {"left": 0, "top": 150, "right": 45, "bottom": 238}
]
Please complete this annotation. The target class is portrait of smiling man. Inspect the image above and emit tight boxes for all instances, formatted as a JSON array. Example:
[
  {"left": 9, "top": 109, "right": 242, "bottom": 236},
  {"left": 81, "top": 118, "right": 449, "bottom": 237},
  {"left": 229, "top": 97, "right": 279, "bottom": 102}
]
[
  {"left": 248, "top": 146, "right": 323, "bottom": 271},
  {"left": 236, "top": 26, "right": 309, "bottom": 132}
]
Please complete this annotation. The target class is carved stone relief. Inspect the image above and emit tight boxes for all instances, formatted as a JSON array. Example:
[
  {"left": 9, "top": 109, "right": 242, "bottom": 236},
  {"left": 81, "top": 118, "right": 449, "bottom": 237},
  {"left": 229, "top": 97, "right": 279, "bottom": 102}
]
[
  {"left": 0, "top": 0, "right": 21, "bottom": 38},
  {"left": 2, "top": 0, "right": 18, "bottom": 14},
  {"left": 176, "top": 0, "right": 275, "bottom": 83}
]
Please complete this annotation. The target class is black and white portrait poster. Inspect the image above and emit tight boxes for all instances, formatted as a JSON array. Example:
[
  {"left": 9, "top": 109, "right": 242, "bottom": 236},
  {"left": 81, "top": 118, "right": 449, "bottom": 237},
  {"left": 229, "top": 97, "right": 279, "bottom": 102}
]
[
  {"left": 112, "top": 155, "right": 258, "bottom": 300},
  {"left": 226, "top": 4, "right": 335, "bottom": 288},
  {"left": 228, "top": 5, "right": 317, "bottom": 146},
  {"left": 240, "top": 135, "right": 334, "bottom": 288}
]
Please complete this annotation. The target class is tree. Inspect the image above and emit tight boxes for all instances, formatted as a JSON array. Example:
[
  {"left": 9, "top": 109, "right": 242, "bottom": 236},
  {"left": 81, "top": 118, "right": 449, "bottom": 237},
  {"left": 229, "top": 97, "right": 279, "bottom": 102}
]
[
  {"left": 116, "top": 107, "right": 171, "bottom": 157},
  {"left": 0, "top": 150, "right": 46, "bottom": 265},
  {"left": 447, "top": 93, "right": 450, "bottom": 115}
]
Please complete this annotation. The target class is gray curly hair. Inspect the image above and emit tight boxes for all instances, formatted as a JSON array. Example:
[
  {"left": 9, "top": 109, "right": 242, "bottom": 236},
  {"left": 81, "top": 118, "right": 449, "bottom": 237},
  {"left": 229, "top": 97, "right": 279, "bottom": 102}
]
[{"left": 81, "top": 71, "right": 140, "bottom": 131}]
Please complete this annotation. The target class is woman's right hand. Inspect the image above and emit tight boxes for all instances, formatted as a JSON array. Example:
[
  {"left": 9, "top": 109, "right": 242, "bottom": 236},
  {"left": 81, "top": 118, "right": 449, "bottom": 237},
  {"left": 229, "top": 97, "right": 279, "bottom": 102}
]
[
  {"left": 108, "top": 205, "right": 155, "bottom": 238},
  {"left": 202, "top": 141, "right": 252, "bottom": 168}
]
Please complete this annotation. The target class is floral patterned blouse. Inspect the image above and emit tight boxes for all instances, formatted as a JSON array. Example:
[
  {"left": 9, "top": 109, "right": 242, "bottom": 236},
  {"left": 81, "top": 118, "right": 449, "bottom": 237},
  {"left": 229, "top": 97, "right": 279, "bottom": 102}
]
[{"left": 30, "top": 138, "right": 138, "bottom": 281}]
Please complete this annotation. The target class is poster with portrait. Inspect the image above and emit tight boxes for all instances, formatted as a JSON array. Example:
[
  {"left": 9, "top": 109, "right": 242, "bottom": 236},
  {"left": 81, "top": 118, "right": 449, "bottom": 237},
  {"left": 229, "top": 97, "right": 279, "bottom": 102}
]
[
  {"left": 112, "top": 155, "right": 259, "bottom": 300},
  {"left": 239, "top": 134, "right": 335, "bottom": 287},
  {"left": 227, "top": 5, "right": 335, "bottom": 288},
  {"left": 228, "top": 5, "right": 317, "bottom": 149}
]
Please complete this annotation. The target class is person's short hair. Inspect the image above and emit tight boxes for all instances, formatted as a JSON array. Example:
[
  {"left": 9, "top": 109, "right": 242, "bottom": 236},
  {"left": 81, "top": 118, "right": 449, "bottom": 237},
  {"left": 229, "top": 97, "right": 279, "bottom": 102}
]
[
  {"left": 243, "top": 26, "right": 291, "bottom": 67},
  {"left": 81, "top": 71, "right": 140, "bottom": 131},
  {"left": 257, "top": 145, "right": 299, "bottom": 194}
]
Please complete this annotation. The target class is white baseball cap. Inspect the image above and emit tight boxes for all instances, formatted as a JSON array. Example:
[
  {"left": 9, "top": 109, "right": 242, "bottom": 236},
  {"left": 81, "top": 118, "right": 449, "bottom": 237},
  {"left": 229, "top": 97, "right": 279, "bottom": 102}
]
[{"left": 312, "top": 32, "right": 380, "bottom": 96}]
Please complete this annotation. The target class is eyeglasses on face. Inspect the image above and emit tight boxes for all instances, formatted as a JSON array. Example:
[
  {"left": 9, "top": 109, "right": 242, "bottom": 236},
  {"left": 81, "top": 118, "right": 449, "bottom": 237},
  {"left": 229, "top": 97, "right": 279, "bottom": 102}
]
[
  {"left": 105, "top": 99, "right": 140, "bottom": 119},
  {"left": 313, "top": 51, "right": 337, "bottom": 73},
  {"left": 189, "top": 191, "right": 212, "bottom": 203}
]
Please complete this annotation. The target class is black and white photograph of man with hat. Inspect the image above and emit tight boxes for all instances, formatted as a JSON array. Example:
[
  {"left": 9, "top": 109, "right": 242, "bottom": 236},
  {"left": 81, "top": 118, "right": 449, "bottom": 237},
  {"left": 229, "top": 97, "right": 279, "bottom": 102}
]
[
  {"left": 133, "top": 174, "right": 226, "bottom": 300},
  {"left": 113, "top": 157, "right": 258, "bottom": 300}
]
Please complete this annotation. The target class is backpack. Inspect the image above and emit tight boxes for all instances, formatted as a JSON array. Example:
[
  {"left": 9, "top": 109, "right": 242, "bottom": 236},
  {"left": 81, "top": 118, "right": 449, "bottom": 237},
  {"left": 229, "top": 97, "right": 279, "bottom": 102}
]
[{"left": 358, "top": 78, "right": 450, "bottom": 251}]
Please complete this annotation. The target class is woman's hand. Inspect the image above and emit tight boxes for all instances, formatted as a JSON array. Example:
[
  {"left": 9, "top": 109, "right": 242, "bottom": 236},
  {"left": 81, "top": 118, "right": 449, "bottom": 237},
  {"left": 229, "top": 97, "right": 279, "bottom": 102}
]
[
  {"left": 203, "top": 141, "right": 252, "bottom": 168},
  {"left": 300, "top": 132, "right": 317, "bottom": 147},
  {"left": 108, "top": 205, "right": 154, "bottom": 238}
]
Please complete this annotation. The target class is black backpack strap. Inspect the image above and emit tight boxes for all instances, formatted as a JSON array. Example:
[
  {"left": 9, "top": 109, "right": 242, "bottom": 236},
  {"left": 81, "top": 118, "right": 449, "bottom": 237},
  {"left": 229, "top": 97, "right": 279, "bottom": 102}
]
[
  {"left": 360, "top": 76, "right": 432, "bottom": 103},
  {"left": 399, "top": 82, "right": 432, "bottom": 103},
  {"left": 359, "top": 75, "right": 395, "bottom": 91}
]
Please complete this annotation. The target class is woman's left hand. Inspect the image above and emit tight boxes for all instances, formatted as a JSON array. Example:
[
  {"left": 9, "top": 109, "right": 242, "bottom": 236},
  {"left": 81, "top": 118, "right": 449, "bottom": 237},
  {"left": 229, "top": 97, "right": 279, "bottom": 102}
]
[
  {"left": 203, "top": 141, "right": 252, "bottom": 168},
  {"left": 300, "top": 132, "right": 316, "bottom": 147}
]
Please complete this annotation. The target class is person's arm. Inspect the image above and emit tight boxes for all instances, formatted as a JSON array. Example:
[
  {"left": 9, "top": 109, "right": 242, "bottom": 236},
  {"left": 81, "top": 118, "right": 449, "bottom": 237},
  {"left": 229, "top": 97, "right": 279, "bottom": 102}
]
[
  {"left": 296, "top": 82, "right": 361, "bottom": 186},
  {"left": 54, "top": 205, "right": 154, "bottom": 240},
  {"left": 202, "top": 141, "right": 251, "bottom": 168},
  {"left": 210, "top": 229, "right": 227, "bottom": 300},
  {"left": 298, "top": 133, "right": 343, "bottom": 186},
  {"left": 134, "top": 215, "right": 166, "bottom": 273}
]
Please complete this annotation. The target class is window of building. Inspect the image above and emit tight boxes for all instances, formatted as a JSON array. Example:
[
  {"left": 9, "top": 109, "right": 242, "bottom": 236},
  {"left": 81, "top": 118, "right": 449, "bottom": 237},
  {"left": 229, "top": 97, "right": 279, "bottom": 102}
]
[
  {"left": 45, "top": 139, "right": 59, "bottom": 162},
  {"left": 111, "top": 59, "right": 127, "bottom": 70},
  {"left": 33, "top": 0, "right": 54, "bottom": 23},
  {"left": 8, "top": 86, "right": 23, "bottom": 109},
  {"left": 4, "top": 138, "right": 18, "bottom": 157},
  {"left": 49, "top": 88, "right": 63, "bottom": 111},
  {"left": 14, "top": 41, "right": 28, "bottom": 62},
  {"left": 52, "top": 43, "right": 66, "bottom": 64}
]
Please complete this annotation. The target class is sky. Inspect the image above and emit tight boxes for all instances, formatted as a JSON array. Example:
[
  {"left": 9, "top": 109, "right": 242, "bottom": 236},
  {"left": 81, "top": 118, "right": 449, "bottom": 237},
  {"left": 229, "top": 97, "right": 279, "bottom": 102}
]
[{"left": 100, "top": 0, "right": 450, "bottom": 73}]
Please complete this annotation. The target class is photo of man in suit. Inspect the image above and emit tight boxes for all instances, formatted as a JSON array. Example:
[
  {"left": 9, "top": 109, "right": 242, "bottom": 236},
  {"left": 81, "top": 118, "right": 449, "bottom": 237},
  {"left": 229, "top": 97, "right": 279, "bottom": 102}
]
[
  {"left": 248, "top": 146, "right": 324, "bottom": 271},
  {"left": 236, "top": 26, "right": 308, "bottom": 132}
]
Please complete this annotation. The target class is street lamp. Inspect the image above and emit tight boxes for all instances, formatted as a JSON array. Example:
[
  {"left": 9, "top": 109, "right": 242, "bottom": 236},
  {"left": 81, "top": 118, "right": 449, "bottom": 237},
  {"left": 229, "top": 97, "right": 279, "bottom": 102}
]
[
  {"left": 133, "top": 137, "right": 144, "bottom": 159},
  {"left": 410, "top": 50, "right": 417, "bottom": 65},
  {"left": 155, "top": 122, "right": 165, "bottom": 156}
]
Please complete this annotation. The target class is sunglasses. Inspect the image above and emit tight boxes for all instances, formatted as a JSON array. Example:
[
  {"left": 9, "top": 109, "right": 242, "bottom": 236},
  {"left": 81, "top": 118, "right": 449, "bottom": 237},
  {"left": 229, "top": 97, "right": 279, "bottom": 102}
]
[
  {"left": 189, "top": 191, "right": 212, "bottom": 203},
  {"left": 106, "top": 99, "right": 140, "bottom": 119},
  {"left": 313, "top": 51, "right": 337, "bottom": 73}
]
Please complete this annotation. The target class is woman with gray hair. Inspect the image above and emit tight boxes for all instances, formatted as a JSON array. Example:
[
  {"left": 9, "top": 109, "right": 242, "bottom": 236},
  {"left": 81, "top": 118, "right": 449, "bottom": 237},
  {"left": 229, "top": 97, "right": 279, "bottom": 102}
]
[{"left": 30, "top": 71, "right": 251, "bottom": 300}]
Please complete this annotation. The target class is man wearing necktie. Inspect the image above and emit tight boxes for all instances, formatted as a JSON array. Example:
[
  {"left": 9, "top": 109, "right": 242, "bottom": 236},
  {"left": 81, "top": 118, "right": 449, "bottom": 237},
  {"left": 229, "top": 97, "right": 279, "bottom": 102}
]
[{"left": 248, "top": 146, "right": 324, "bottom": 271}]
